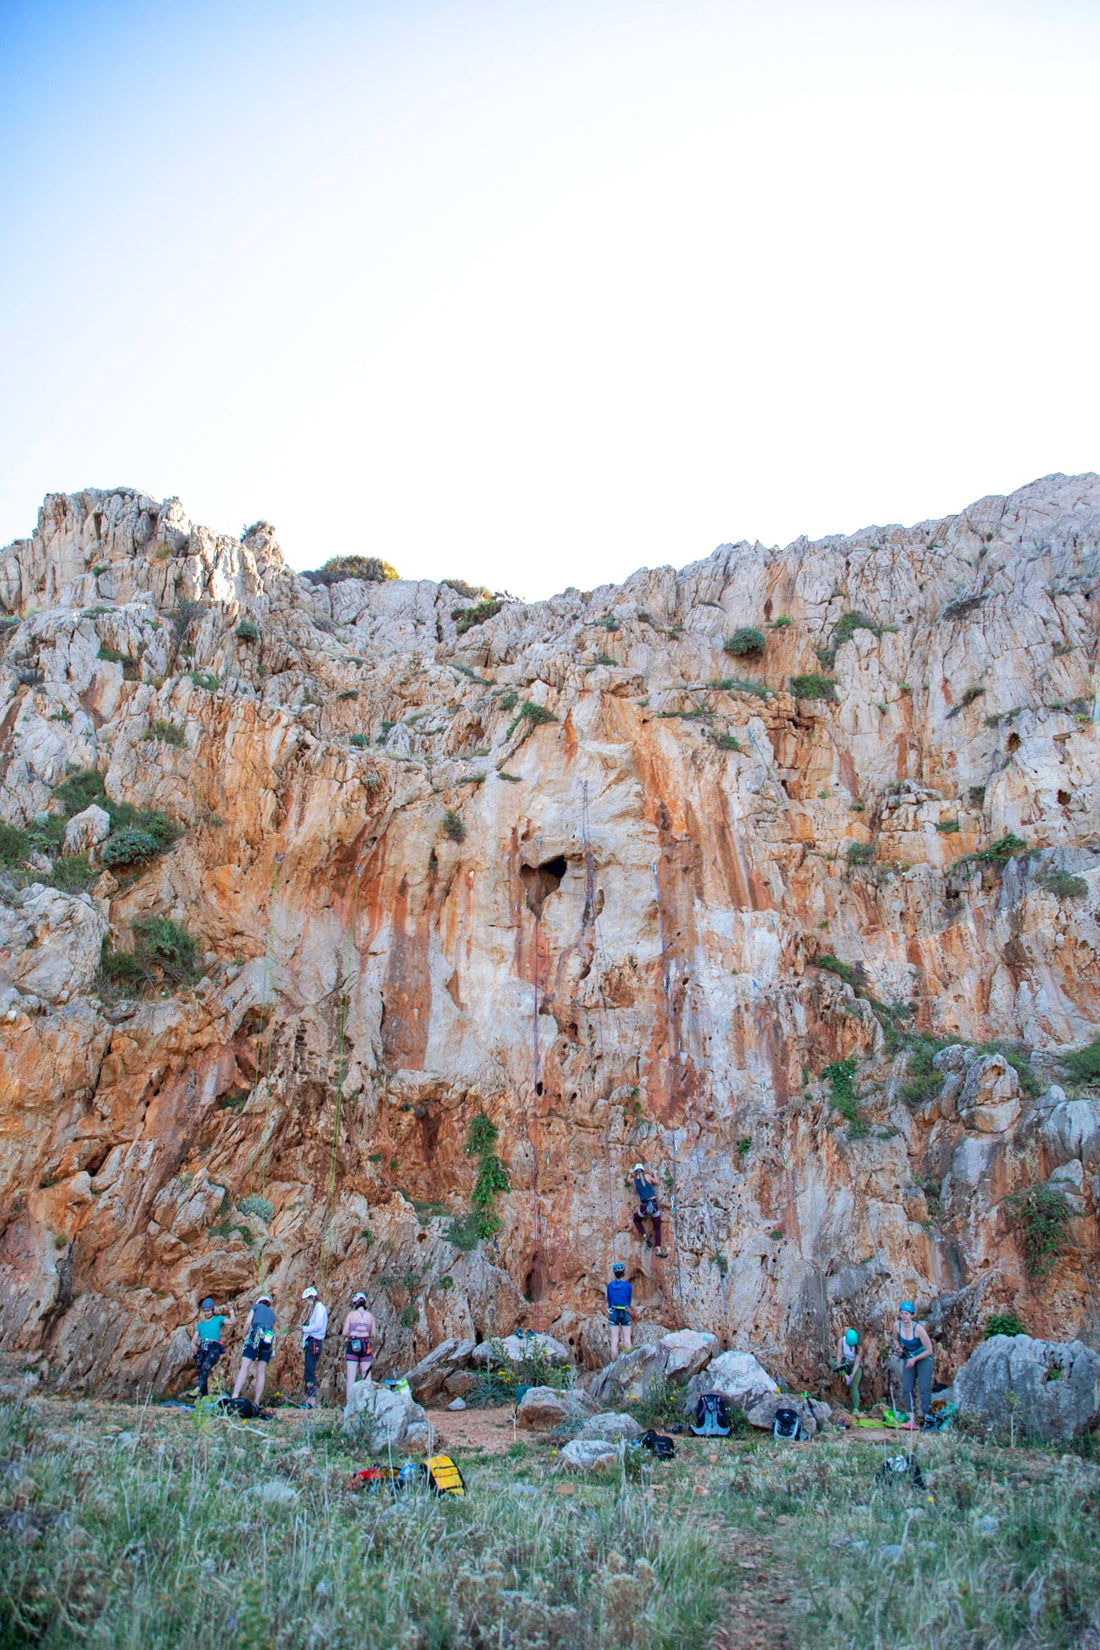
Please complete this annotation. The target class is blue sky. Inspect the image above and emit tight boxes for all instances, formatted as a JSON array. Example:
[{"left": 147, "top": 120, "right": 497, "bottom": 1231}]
[{"left": 2, "top": 1, "right": 1098, "bottom": 596}]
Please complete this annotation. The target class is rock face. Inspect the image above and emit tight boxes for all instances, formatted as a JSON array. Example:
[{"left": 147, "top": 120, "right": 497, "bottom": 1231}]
[
  {"left": 954, "top": 1335, "right": 1100, "bottom": 1439},
  {"left": 0, "top": 477, "right": 1099, "bottom": 1399}
]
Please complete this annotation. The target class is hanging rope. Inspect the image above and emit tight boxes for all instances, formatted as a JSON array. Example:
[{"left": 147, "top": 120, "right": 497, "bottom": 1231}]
[
  {"left": 529, "top": 835, "right": 544, "bottom": 1333},
  {"left": 319, "top": 866, "right": 365, "bottom": 1295},
  {"left": 580, "top": 783, "right": 622, "bottom": 1270},
  {"left": 245, "top": 853, "right": 283, "bottom": 1289},
  {"left": 652, "top": 859, "right": 687, "bottom": 1331}
]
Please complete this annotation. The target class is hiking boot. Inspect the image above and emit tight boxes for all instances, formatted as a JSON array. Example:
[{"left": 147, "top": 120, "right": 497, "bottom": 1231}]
[
  {"left": 655, "top": 1248, "right": 668, "bottom": 1258},
  {"left": 644, "top": 1237, "right": 653, "bottom": 1249}
]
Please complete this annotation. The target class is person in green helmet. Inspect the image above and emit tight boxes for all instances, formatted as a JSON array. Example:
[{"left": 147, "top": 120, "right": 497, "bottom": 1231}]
[{"left": 831, "top": 1328, "right": 863, "bottom": 1412}]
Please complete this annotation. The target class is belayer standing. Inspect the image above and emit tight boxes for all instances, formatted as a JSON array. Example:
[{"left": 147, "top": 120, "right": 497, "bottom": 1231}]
[
  {"left": 191, "top": 1296, "right": 235, "bottom": 1395},
  {"left": 342, "top": 1292, "right": 376, "bottom": 1403},
  {"left": 606, "top": 1261, "right": 633, "bottom": 1357},
  {"left": 896, "top": 1301, "right": 934, "bottom": 1428},
  {"left": 630, "top": 1161, "right": 668, "bottom": 1258},
  {"left": 300, "top": 1285, "right": 328, "bottom": 1408},
  {"left": 831, "top": 1328, "right": 863, "bottom": 1412},
  {"left": 232, "top": 1293, "right": 276, "bottom": 1405}
]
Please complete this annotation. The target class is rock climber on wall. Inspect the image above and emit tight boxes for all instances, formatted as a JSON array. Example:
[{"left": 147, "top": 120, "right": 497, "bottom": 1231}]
[{"left": 630, "top": 1161, "right": 668, "bottom": 1257}]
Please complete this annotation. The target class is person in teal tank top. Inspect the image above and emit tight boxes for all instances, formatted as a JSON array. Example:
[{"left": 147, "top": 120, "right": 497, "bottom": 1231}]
[
  {"left": 191, "top": 1296, "right": 235, "bottom": 1395},
  {"left": 896, "top": 1301, "right": 934, "bottom": 1428}
]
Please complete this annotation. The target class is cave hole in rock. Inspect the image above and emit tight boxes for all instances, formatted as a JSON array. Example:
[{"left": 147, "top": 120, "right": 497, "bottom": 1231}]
[
  {"left": 521, "top": 854, "right": 568, "bottom": 914},
  {"left": 1058, "top": 790, "right": 1071, "bottom": 806},
  {"left": 1007, "top": 732, "right": 1021, "bottom": 753},
  {"left": 524, "top": 1257, "right": 545, "bottom": 1303}
]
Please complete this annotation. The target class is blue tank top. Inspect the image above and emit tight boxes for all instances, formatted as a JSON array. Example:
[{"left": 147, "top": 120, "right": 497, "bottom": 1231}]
[{"left": 898, "top": 1322, "right": 922, "bottom": 1356}]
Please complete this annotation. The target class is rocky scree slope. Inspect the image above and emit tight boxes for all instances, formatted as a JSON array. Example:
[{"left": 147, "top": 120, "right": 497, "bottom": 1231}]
[{"left": 0, "top": 478, "right": 1097, "bottom": 1399}]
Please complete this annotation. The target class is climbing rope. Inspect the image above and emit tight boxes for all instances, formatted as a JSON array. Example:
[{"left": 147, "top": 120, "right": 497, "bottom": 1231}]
[
  {"left": 580, "top": 783, "right": 622, "bottom": 1269},
  {"left": 319, "top": 865, "right": 365, "bottom": 1295},
  {"left": 246, "top": 853, "right": 283, "bottom": 1288},
  {"left": 652, "top": 859, "right": 687, "bottom": 1331},
  {"left": 529, "top": 835, "right": 544, "bottom": 1334}
]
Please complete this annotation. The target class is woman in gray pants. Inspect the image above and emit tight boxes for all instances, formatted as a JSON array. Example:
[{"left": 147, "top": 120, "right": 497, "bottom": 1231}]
[{"left": 896, "top": 1301, "right": 934, "bottom": 1428}]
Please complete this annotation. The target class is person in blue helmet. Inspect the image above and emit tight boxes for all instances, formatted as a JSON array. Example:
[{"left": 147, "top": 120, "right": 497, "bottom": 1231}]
[
  {"left": 606, "top": 1261, "right": 633, "bottom": 1357},
  {"left": 896, "top": 1301, "right": 934, "bottom": 1428},
  {"left": 830, "top": 1328, "right": 863, "bottom": 1412}
]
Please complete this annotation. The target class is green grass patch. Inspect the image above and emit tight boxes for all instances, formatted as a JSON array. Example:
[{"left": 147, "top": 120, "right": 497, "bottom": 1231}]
[
  {"left": 723, "top": 627, "right": 766, "bottom": 659},
  {"left": 1004, "top": 1183, "right": 1075, "bottom": 1279},
  {"left": 789, "top": 673, "right": 837, "bottom": 702},
  {"left": 99, "top": 915, "right": 200, "bottom": 996}
]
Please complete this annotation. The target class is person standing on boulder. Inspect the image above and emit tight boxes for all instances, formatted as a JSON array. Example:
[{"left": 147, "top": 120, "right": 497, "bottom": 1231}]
[
  {"left": 299, "top": 1285, "right": 328, "bottom": 1408},
  {"left": 630, "top": 1162, "right": 668, "bottom": 1257},
  {"left": 342, "top": 1292, "right": 376, "bottom": 1402},
  {"left": 191, "top": 1296, "right": 235, "bottom": 1395},
  {"left": 896, "top": 1302, "right": 934, "bottom": 1427},
  {"left": 606, "top": 1261, "right": 633, "bottom": 1357},
  {"left": 232, "top": 1293, "right": 277, "bottom": 1405}
]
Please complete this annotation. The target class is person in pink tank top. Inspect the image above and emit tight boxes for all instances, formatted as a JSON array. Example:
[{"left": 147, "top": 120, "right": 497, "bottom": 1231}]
[{"left": 342, "top": 1292, "right": 377, "bottom": 1402}]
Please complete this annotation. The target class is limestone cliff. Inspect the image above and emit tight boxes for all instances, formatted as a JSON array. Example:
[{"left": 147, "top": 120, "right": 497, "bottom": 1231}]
[{"left": 0, "top": 477, "right": 1097, "bottom": 1399}]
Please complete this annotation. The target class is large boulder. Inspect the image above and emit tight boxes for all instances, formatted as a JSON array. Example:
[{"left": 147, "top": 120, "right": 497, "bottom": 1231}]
[
  {"left": 954, "top": 1335, "right": 1100, "bottom": 1440},
  {"left": 958, "top": 1054, "right": 1022, "bottom": 1135},
  {"left": 576, "top": 1411, "right": 642, "bottom": 1442},
  {"left": 659, "top": 1329, "right": 717, "bottom": 1379},
  {"left": 684, "top": 1349, "right": 779, "bottom": 1417},
  {"left": 404, "top": 1337, "right": 476, "bottom": 1403},
  {"left": 588, "top": 1344, "right": 666, "bottom": 1406},
  {"left": 516, "top": 1385, "right": 597, "bottom": 1431},
  {"left": 1039, "top": 1094, "right": 1100, "bottom": 1170},
  {"left": 559, "top": 1438, "right": 618, "bottom": 1472},
  {"left": 343, "top": 1379, "right": 427, "bottom": 1451},
  {"left": 470, "top": 1333, "right": 570, "bottom": 1368},
  {"left": 0, "top": 885, "right": 108, "bottom": 1004},
  {"left": 61, "top": 803, "right": 111, "bottom": 857}
]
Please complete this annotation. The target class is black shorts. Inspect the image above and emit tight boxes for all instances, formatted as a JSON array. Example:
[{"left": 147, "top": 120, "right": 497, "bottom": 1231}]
[
  {"left": 608, "top": 1307, "right": 631, "bottom": 1327},
  {"left": 242, "top": 1338, "right": 274, "bottom": 1364}
]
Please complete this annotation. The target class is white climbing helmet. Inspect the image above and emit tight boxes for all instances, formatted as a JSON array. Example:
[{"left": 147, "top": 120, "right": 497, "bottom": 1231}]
[{"left": 302, "top": 1286, "right": 318, "bottom": 1300}]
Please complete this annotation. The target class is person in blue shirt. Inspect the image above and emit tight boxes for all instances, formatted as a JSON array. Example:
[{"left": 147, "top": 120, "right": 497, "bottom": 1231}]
[
  {"left": 191, "top": 1296, "right": 235, "bottom": 1395},
  {"left": 606, "top": 1261, "right": 633, "bottom": 1357}
]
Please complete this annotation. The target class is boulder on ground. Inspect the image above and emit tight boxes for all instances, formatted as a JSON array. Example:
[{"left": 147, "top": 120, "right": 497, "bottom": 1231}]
[
  {"left": 576, "top": 1411, "right": 641, "bottom": 1442},
  {"left": 684, "top": 1349, "right": 779, "bottom": 1417},
  {"left": 443, "top": 1370, "right": 479, "bottom": 1397},
  {"left": 470, "top": 1332, "right": 570, "bottom": 1368},
  {"left": 516, "top": 1385, "right": 597, "bottom": 1431},
  {"left": 559, "top": 1438, "right": 618, "bottom": 1472},
  {"left": 343, "top": 1378, "right": 427, "bottom": 1450},
  {"left": 743, "top": 1392, "right": 830, "bottom": 1437},
  {"left": 954, "top": 1335, "right": 1100, "bottom": 1440},
  {"left": 587, "top": 1344, "right": 666, "bottom": 1406},
  {"left": 659, "top": 1329, "right": 717, "bottom": 1379},
  {"left": 404, "top": 1338, "right": 476, "bottom": 1403}
]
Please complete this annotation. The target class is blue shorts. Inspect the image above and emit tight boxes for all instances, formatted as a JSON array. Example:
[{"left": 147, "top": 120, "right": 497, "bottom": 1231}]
[{"left": 608, "top": 1307, "right": 631, "bottom": 1327}]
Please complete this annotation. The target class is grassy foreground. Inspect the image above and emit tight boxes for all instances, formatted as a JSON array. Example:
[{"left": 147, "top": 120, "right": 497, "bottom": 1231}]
[{"left": 0, "top": 1397, "right": 1097, "bottom": 1649}]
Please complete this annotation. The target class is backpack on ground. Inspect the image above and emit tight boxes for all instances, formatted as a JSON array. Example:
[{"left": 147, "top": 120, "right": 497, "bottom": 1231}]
[
  {"left": 421, "top": 1454, "right": 467, "bottom": 1496},
  {"left": 639, "top": 1429, "right": 676, "bottom": 1459},
  {"left": 875, "top": 1454, "right": 925, "bottom": 1489},
  {"left": 772, "top": 1407, "right": 803, "bottom": 1441},
  {"left": 690, "top": 1392, "right": 732, "bottom": 1437},
  {"left": 215, "top": 1396, "right": 265, "bottom": 1419}
]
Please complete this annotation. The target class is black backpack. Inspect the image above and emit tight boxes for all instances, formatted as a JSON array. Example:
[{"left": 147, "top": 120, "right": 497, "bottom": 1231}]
[
  {"left": 215, "top": 1396, "right": 265, "bottom": 1419},
  {"left": 772, "top": 1407, "right": 803, "bottom": 1440},
  {"left": 875, "top": 1454, "right": 925, "bottom": 1489},
  {"left": 639, "top": 1429, "right": 676, "bottom": 1459},
  {"left": 691, "top": 1393, "right": 732, "bottom": 1437}
]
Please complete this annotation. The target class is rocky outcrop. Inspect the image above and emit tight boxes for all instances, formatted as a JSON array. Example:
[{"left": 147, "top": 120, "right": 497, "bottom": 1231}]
[
  {"left": 343, "top": 1378, "right": 427, "bottom": 1449},
  {"left": 515, "top": 1385, "right": 597, "bottom": 1430},
  {"left": 684, "top": 1349, "right": 780, "bottom": 1416},
  {"left": 0, "top": 476, "right": 1098, "bottom": 1399},
  {"left": 954, "top": 1334, "right": 1100, "bottom": 1439}
]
